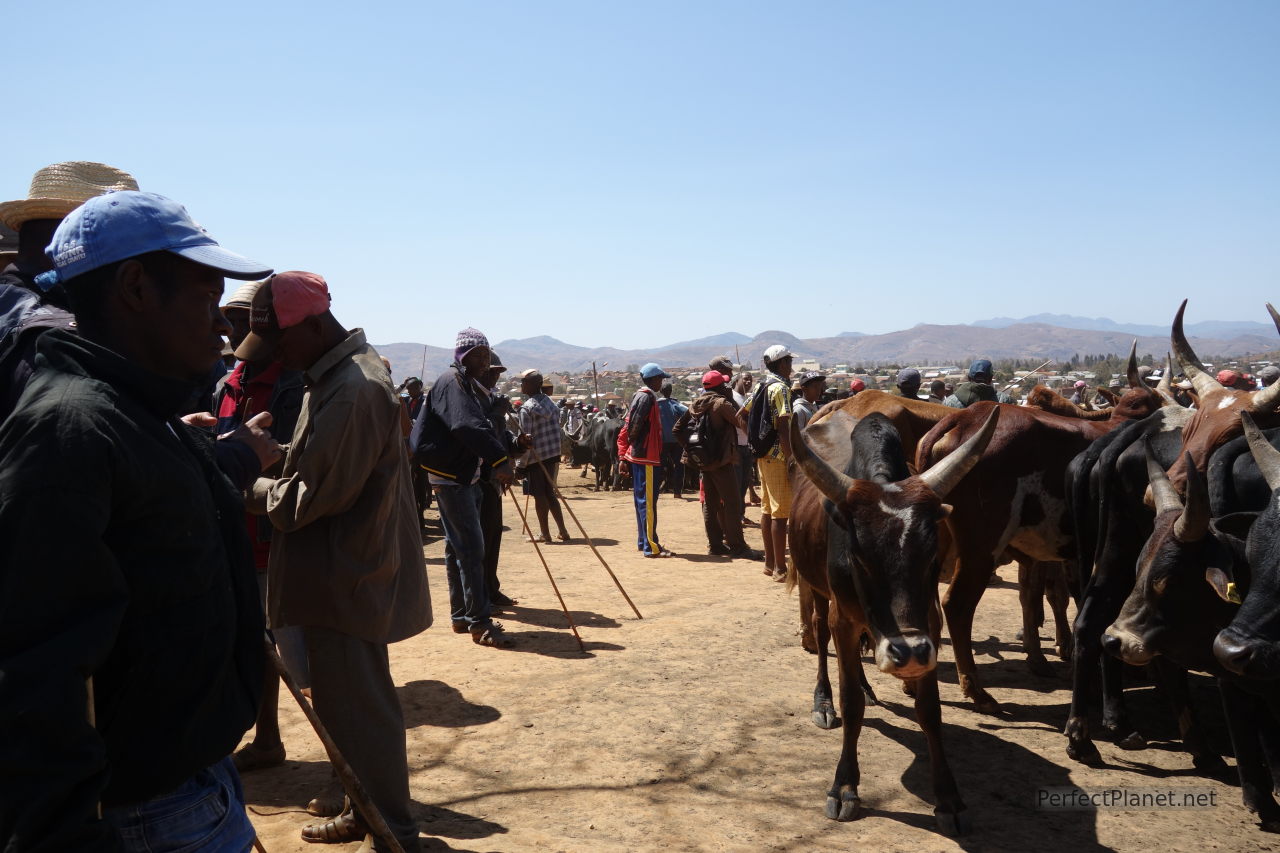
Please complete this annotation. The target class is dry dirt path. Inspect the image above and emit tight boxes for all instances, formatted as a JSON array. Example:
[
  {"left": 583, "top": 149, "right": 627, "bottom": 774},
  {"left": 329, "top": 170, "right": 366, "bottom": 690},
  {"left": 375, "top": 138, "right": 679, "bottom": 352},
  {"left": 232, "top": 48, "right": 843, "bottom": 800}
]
[{"left": 242, "top": 469, "right": 1274, "bottom": 853}]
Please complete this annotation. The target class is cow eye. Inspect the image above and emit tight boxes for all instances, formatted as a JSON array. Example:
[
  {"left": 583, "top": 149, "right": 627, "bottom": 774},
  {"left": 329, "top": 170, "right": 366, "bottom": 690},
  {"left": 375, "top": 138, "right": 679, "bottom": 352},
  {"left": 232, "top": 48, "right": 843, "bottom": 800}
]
[{"left": 1151, "top": 575, "right": 1168, "bottom": 596}]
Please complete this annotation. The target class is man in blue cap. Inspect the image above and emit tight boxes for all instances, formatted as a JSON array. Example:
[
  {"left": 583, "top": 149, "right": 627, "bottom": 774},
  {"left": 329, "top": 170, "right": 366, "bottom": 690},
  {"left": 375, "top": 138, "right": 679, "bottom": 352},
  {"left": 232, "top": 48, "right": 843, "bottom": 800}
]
[
  {"left": 945, "top": 359, "right": 1008, "bottom": 407},
  {"left": 618, "top": 362, "right": 674, "bottom": 557},
  {"left": 0, "top": 191, "right": 275, "bottom": 849}
]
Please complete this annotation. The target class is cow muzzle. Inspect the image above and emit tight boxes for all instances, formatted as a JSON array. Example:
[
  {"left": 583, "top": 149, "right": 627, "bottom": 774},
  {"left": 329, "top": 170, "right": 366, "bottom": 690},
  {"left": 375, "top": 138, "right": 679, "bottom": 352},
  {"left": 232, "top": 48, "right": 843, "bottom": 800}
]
[
  {"left": 875, "top": 632, "right": 936, "bottom": 678},
  {"left": 1101, "top": 626, "right": 1153, "bottom": 666},
  {"left": 1213, "top": 630, "right": 1280, "bottom": 678}
]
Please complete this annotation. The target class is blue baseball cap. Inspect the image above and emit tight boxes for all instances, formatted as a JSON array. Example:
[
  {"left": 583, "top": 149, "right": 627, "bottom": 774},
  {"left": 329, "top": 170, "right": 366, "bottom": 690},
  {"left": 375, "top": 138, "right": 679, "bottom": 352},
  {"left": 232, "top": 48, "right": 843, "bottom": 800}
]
[
  {"left": 640, "top": 362, "right": 668, "bottom": 379},
  {"left": 969, "top": 359, "right": 993, "bottom": 378},
  {"left": 38, "top": 191, "right": 272, "bottom": 289}
]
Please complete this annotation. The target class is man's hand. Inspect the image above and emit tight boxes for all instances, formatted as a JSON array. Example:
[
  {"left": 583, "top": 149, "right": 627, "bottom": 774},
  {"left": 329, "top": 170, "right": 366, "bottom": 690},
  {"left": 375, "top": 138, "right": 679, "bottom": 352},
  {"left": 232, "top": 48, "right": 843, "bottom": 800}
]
[
  {"left": 517, "top": 433, "right": 533, "bottom": 449},
  {"left": 219, "top": 411, "right": 283, "bottom": 471},
  {"left": 618, "top": 459, "right": 630, "bottom": 476},
  {"left": 181, "top": 412, "right": 217, "bottom": 428}
]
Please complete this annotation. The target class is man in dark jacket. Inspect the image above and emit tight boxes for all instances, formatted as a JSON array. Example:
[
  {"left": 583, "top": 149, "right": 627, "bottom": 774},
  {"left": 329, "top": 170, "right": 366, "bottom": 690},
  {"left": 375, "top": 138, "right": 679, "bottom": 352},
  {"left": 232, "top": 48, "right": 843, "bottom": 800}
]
[
  {"left": 0, "top": 190, "right": 274, "bottom": 849},
  {"left": 944, "top": 359, "right": 1002, "bottom": 407},
  {"left": 675, "top": 370, "right": 760, "bottom": 559},
  {"left": 412, "top": 328, "right": 525, "bottom": 647}
]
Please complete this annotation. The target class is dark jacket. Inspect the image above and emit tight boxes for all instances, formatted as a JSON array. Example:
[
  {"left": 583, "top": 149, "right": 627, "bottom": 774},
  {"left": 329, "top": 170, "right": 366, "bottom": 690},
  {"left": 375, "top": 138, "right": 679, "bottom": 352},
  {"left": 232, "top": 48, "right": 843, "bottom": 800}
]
[
  {"left": 411, "top": 365, "right": 513, "bottom": 482},
  {"left": 0, "top": 331, "right": 263, "bottom": 849},
  {"left": 0, "top": 269, "right": 76, "bottom": 423},
  {"left": 674, "top": 390, "right": 740, "bottom": 471},
  {"left": 953, "top": 381, "right": 998, "bottom": 407}
]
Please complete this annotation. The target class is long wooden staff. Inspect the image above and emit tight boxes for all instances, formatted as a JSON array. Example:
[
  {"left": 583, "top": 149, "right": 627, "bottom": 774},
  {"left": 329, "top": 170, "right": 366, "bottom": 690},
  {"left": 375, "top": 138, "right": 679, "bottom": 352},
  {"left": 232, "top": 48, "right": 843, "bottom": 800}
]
[
  {"left": 264, "top": 637, "right": 404, "bottom": 853},
  {"left": 534, "top": 457, "right": 643, "bottom": 619},
  {"left": 506, "top": 489, "right": 586, "bottom": 651}
]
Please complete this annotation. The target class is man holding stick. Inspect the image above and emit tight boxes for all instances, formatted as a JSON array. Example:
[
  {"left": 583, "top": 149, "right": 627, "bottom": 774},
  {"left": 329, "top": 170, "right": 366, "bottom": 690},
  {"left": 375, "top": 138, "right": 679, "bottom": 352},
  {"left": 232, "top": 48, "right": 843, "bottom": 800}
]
[
  {"left": 240, "top": 271, "right": 429, "bottom": 850},
  {"left": 518, "top": 368, "right": 571, "bottom": 544}
]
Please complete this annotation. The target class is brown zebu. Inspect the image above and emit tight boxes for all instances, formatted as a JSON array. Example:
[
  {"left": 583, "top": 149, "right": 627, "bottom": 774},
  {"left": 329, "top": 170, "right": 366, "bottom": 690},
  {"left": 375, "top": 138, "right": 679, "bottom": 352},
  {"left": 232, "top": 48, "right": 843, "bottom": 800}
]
[
  {"left": 788, "top": 406, "right": 999, "bottom": 834},
  {"left": 917, "top": 390, "right": 1160, "bottom": 712}
]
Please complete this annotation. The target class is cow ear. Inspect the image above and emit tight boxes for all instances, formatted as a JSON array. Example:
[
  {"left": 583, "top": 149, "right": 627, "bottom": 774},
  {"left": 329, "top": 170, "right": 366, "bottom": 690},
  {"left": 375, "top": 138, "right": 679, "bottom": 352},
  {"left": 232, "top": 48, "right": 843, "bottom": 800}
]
[
  {"left": 938, "top": 503, "right": 953, "bottom": 518},
  {"left": 1205, "top": 566, "right": 1242, "bottom": 604}
]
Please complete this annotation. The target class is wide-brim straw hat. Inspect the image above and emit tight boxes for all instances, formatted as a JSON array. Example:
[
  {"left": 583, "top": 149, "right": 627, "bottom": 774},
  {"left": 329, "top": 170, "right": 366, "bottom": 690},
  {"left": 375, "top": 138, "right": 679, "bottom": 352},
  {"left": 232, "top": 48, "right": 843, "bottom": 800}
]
[{"left": 0, "top": 161, "right": 139, "bottom": 230}]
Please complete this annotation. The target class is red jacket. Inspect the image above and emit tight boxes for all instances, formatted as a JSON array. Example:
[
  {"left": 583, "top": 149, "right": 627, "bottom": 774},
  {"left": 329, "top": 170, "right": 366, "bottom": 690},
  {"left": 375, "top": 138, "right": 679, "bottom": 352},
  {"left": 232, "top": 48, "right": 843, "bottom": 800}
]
[{"left": 618, "top": 387, "right": 664, "bottom": 465}]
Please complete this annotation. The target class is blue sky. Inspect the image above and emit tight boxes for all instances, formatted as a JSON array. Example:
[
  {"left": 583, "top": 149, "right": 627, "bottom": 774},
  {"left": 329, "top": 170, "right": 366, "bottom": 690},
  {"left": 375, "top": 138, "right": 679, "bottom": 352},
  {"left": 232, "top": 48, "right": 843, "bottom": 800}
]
[{"left": 9, "top": 1, "right": 1278, "bottom": 349}]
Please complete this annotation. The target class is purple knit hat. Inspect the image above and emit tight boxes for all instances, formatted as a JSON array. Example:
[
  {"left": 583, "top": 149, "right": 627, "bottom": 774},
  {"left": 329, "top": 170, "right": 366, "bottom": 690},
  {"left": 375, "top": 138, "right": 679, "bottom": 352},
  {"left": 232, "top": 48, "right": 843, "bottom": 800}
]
[{"left": 454, "top": 327, "right": 490, "bottom": 363}]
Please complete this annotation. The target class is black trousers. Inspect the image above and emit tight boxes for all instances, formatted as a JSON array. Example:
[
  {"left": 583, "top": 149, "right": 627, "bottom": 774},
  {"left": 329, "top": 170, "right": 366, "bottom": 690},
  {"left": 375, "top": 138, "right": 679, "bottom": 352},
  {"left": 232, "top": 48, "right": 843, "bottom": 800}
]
[
  {"left": 702, "top": 464, "right": 748, "bottom": 551},
  {"left": 660, "top": 443, "right": 685, "bottom": 496},
  {"left": 480, "top": 478, "right": 504, "bottom": 598}
]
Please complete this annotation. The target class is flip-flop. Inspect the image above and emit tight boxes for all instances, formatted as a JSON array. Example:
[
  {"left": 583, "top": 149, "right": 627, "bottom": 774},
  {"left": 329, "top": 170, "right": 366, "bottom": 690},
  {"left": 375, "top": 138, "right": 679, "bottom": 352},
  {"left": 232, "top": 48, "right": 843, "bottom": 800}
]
[
  {"left": 471, "top": 622, "right": 514, "bottom": 648},
  {"left": 307, "top": 780, "right": 346, "bottom": 817},
  {"left": 301, "top": 808, "right": 367, "bottom": 844}
]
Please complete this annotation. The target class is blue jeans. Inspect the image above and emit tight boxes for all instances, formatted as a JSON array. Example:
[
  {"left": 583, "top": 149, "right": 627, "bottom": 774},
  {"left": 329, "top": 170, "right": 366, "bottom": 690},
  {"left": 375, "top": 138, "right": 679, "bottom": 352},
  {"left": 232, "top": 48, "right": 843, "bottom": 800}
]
[
  {"left": 632, "top": 463, "right": 663, "bottom": 554},
  {"left": 105, "top": 756, "right": 255, "bottom": 852},
  {"left": 436, "top": 482, "right": 492, "bottom": 630}
]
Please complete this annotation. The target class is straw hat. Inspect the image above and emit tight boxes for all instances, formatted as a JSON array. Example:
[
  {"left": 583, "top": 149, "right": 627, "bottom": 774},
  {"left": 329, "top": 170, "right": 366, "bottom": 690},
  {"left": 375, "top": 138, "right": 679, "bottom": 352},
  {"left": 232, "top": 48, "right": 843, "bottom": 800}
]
[{"left": 0, "top": 161, "right": 139, "bottom": 230}]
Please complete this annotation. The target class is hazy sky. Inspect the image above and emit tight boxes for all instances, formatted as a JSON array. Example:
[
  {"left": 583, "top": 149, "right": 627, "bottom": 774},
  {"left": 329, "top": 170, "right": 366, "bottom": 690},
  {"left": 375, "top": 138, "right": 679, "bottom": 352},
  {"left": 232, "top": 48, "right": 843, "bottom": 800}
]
[{"left": 9, "top": 1, "right": 1278, "bottom": 349}]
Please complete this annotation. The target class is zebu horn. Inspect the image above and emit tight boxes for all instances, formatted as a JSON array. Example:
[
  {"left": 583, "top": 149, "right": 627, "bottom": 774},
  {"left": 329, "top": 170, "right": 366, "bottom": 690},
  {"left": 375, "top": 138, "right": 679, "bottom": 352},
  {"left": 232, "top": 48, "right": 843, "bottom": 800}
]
[
  {"left": 1126, "top": 340, "right": 1141, "bottom": 389},
  {"left": 1250, "top": 306, "right": 1280, "bottom": 412},
  {"left": 919, "top": 406, "right": 1001, "bottom": 499},
  {"left": 1144, "top": 441, "right": 1182, "bottom": 516},
  {"left": 1173, "top": 451, "right": 1209, "bottom": 543},
  {"left": 1241, "top": 411, "right": 1280, "bottom": 492},
  {"left": 789, "top": 413, "right": 854, "bottom": 504},
  {"left": 1171, "top": 300, "right": 1221, "bottom": 398},
  {"left": 1155, "top": 351, "right": 1178, "bottom": 407}
]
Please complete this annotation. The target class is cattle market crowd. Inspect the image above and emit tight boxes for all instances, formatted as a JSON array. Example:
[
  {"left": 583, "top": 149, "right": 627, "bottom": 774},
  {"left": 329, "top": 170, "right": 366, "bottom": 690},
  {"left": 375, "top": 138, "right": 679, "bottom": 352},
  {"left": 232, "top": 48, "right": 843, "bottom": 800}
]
[{"left": 3, "top": 162, "right": 1280, "bottom": 850}]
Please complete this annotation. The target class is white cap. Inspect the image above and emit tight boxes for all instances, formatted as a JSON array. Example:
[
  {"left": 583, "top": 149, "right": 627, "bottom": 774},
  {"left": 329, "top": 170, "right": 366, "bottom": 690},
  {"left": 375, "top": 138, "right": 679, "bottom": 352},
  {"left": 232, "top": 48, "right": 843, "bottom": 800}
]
[{"left": 763, "top": 344, "right": 793, "bottom": 363}]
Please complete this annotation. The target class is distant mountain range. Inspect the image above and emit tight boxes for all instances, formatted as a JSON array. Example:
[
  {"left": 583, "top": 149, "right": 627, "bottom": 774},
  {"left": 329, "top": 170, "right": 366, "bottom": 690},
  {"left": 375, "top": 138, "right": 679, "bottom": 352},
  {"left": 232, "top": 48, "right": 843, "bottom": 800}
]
[
  {"left": 375, "top": 317, "right": 1280, "bottom": 383},
  {"left": 972, "top": 312, "right": 1275, "bottom": 339}
]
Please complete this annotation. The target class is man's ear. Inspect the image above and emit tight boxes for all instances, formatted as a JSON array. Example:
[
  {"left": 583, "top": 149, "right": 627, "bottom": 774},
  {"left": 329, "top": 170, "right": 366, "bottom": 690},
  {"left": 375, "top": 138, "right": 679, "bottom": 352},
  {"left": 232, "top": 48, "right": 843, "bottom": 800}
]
[{"left": 115, "top": 259, "right": 149, "bottom": 312}]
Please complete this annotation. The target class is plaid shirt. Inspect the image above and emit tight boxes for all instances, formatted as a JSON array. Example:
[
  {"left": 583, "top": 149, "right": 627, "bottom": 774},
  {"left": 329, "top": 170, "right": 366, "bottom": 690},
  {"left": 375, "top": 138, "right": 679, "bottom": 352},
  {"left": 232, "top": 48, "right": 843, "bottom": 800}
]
[{"left": 519, "top": 392, "right": 562, "bottom": 463}]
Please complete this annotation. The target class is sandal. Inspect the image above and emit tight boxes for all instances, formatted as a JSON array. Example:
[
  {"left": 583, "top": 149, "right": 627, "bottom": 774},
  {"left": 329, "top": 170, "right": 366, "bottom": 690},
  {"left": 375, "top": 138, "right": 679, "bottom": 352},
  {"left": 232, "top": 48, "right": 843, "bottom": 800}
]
[
  {"left": 644, "top": 549, "right": 675, "bottom": 558},
  {"left": 301, "top": 808, "right": 367, "bottom": 844},
  {"left": 231, "top": 741, "right": 285, "bottom": 773},
  {"left": 556, "top": 530, "right": 571, "bottom": 542},
  {"left": 471, "top": 622, "right": 514, "bottom": 648},
  {"left": 307, "top": 779, "right": 346, "bottom": 817}
]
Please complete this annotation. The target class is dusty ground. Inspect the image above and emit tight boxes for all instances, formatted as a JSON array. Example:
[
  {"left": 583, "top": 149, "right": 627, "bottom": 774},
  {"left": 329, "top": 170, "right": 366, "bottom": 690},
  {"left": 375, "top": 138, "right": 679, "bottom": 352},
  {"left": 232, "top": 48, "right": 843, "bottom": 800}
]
[{"left": 242, "top": 468, "right": 1276, "bottom": 853}]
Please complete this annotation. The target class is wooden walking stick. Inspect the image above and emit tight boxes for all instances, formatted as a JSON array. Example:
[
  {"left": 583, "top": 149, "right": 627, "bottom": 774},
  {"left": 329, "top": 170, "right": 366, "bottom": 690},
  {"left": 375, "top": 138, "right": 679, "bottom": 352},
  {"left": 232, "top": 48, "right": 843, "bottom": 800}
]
[
  {"left": 534, "top": 457, "right": 643, "bottom": 619},
  {"left": 506, "top": 489, "right": 586, "bottom": 651},
  {"left": 264, "top": 636, "right": 405, "bottom": 853}
]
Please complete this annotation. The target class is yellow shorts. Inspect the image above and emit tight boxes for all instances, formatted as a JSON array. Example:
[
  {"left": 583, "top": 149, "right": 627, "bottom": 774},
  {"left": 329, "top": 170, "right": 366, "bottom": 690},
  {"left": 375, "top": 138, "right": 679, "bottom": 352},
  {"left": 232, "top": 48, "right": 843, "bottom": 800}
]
[{"left": 757, "top": 456, "right": 792, "bottom": 519}]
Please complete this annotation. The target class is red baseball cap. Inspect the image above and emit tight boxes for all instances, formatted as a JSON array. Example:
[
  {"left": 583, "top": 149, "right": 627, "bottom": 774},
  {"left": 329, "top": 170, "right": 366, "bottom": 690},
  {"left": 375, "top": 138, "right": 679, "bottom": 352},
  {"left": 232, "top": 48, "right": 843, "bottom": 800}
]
[
  {"left": 702, "top": 370, "right": 728, "bottom": 388},
  {"left": 1217, "top": 369, "right": 1241, "bottom": 386},
  {"left": 234, "top": 271, "right": 332, "bottom": 362},
  {"left": 849, "top": 378, "right": 866, "bottom": 393}
]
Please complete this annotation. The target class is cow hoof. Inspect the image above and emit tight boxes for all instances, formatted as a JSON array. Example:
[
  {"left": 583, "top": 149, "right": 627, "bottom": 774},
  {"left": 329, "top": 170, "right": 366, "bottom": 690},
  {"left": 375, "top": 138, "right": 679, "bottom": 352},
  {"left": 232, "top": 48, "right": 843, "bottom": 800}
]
[
  {"left": 825, "top": 792, "right": 861, "bottom": 822},
  {"left": 1066, "top": 738, "right": 1103, "bottom": 766},
  {"left": 1193, "top": 753, "right": 1231, "bottom": 781},
  {"left": 1026, "top": 655, "right": 1056, "bottom": 678},
  {"left": 1056, "top": 642, "right": 1073, "bottom": 661},
  {"left": 1114, "top": 731, "right": 1147, "bottom": 751},
  {"left": 935, "top": 808, "right": 972, "bottom": 837},
  {"left": 812, "top": 704, "right": 840, "bottom": 730},
  {"left": 966, "top": 689, "right": 1000, "bottom": 714},
  {"left": 1259, "top": 816, "right": 1280, "bottom": 834}
]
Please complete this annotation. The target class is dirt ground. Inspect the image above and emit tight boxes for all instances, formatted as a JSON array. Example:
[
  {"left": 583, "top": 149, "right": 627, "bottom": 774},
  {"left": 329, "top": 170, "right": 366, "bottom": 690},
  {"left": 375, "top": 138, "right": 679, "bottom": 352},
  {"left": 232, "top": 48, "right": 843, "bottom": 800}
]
[{"left": 242, "top": 468, "right": 1277, "bottom": 853}]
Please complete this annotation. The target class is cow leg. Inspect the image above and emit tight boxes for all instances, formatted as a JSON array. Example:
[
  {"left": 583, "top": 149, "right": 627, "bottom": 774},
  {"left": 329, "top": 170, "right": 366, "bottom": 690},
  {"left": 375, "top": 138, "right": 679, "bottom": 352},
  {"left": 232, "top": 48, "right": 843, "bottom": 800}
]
[
  {"left": 1150, "top": 658, "right": 1229, "bottom": 777},
  {"left": 1046, "top": 563, "right": 1073, "bottom": 661},
  {"left": 825, "top": 609, "right": 865, "bottom": 821},
  {"left": 1220, "top": 680, "right": 1280, "bottom": 830},
  {"left": 811, "top": 592, "right": 839, "bottom": 729},
  {"left": 1066, "top": 572, "right": 1135, "bottom": 763},
  {"left": 800, "top": 580, "right": 818, "bottom": 654},
  {"left": 942, "top": 552, "right": 999, "bottom": 713},
  {"left": 1018, "top": 561, "right": 1055, "bottom": 677},
  {"left": 912, "top": 670, "right": 970, "bottom": 836},
  {"left": 1099, "top": 654, "right": 1144, "bottom": 749}
]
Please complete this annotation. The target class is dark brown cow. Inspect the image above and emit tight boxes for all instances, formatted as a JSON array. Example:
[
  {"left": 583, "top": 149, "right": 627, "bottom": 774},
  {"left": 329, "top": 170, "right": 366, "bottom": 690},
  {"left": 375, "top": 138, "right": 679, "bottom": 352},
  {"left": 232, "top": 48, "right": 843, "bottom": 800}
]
[
  {"left": 917, "top": 395, "right": 1158, "bottom": 711},
  {"left": 788, "top": 406, "right": 999, "bottom": 834}
]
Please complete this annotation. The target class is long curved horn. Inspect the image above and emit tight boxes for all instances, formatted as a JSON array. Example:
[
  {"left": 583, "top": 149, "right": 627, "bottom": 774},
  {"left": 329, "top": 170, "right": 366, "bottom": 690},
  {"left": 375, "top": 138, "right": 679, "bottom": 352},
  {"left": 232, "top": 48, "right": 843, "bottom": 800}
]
[
  {"left": 1250, "top": 306, "right": 1280, "bottom": 412},
  {"left": 788, "top": 413, "right": 854, "bottom": 504},
  {"left": 1242, "top": 411, "right": 1280, "bottom": 492},
  {"left": 1155, "top": 351, "right": 1178, "bottom": 406},
  {"left": 1144, "top": 441, "right": 1182, "bottom": 515},
  {"left": 1171, "top": 299, "right": 1221, "bottom": 398},
  {"left": 1173, "top": 451, "right": 1209, "bottom": 543},
  {"left": 1126, "top": 340, "right": 1141, "bottom": 389},
  {"left": 918, "top": 406, "right": 1001, "bottom": 499}
]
